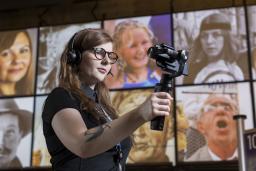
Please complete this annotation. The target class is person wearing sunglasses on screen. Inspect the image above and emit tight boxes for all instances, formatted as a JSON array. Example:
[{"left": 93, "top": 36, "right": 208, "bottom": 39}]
[{"left": 42, "top": 28, "right": 172, "bottom": 171}]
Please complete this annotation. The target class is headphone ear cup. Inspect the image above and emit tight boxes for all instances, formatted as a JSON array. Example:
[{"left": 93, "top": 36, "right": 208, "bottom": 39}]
[
  {"left": 67, "top": 49, "right": 82, "bottom": 65},
  {"left": 67, "top": 32, "right": 82, "bottom": 66},
  {"left": 75, "top": 50, "right": 82, "bottom": 65}
]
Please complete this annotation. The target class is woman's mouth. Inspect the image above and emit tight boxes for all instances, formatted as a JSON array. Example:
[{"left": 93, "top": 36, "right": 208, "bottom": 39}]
[
  {"left": 134, "top": 143, "right": 148, "bottom": 150},
  {"left": 97, "top": 68, "right": 107, "bottom": 74},
  {"left": 8, "top": 68, "right": 23, "bottom": 74}
]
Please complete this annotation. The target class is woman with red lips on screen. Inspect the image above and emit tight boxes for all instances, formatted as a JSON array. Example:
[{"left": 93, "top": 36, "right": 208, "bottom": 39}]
[
  {"left": 0, "top": 30, "right": 34, "bottom": 96},
  {"left": 42, "top": 28, "right": 172, "bottom": 171}
]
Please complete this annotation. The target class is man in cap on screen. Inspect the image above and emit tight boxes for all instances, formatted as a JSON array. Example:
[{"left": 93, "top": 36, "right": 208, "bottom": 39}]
[{"left": 0, "top": 99, "right": 32, "bottom": 168}]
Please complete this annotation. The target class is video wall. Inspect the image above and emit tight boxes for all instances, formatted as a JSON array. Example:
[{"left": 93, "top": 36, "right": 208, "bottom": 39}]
[{"left": 0, "top": 5, "right": 256, "bottom": 169}]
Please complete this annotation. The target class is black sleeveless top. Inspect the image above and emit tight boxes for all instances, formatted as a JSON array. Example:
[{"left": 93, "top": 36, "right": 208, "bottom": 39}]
[{"left": 42, "top": 87, "right": 132, "bottom": 171}]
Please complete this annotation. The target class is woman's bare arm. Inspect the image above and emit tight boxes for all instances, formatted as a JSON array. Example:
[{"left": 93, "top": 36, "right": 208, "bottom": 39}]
[{"left": 51, "top": 92, "right": 172, "bottom": 158}]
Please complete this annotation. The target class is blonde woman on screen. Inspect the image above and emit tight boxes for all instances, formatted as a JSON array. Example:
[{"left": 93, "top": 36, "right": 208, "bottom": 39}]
[
  {"left": 105, "top": 20, "right": 161, "bottom": 89},
  {"left": 0, "top": 30, "right": 34, "bottom": 96}
]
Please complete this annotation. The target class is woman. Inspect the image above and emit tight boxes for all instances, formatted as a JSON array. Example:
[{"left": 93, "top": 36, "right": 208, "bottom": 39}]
[
  {"left": 42, "top": 28, "right": 172, "bottom": 171},
  {"left": 183, "top": 13, "right": 244, "bottom": 84},
  {"left": 105, "top": 20, "right": 161, "bottom": 89},
  {"left": 0, "top": 30, "right": 34, "bottom": 96}
]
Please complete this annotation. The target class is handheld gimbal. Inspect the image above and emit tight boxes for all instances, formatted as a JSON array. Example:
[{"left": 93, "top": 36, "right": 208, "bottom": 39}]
[{"left": 147, "top": 43, "right": 189, "bottom": 131}]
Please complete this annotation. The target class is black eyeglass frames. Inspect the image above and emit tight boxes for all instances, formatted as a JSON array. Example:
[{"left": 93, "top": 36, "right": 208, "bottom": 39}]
[{"left": 92, "top": 47, "right": 118, "bottom": 64}]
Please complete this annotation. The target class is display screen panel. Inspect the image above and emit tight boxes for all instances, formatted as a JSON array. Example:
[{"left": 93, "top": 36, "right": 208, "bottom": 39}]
[
  {"left": 247, "top": 6, "right": 256, "bottom": 80},
  {"left": 104, "top": 14, "right": 172, "bottom": 89},
  {"left": 0, "top": 97, "right": 33, "bottom": 169},
  {"left": 175, "top": 82, "right": 254, "bottom": 162},
  {"left": 110, "top": 88, "right": 174, "bottom": 164},
  {"left": 173, "top": 7, "right": 250, "bottom": 85},
  {"left": 0, "top": 28, "right": 37, "bottom": 97},
  {"left": 32, "top": 95, "right": 51, "bottom": 167}
]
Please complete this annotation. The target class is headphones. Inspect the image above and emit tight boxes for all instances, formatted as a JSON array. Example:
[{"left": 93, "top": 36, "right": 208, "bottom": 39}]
[
  {"left": 66, "top": 29, "right": 114, "bottom": 76},
  {"left": 67, "top": 32, "right": 82, "bottom": 65}
]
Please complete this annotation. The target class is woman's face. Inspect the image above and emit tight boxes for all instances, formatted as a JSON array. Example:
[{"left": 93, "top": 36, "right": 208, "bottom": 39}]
[
  {"left": 0, "top": 113, "right": 22, "bottom": 167},
  {"left": 79, "top": 42, "right": 113, "bottom": 86},
  {"left": 129, "top": 122, "right": 169, "bottom": 163},
  {"left": 119, "top": 28, "right": 153, "bottom": 70},
  {"left": 200, "top": 29, "right": 224, "bottom": 60},
  {"left": 0, "top": 32, "right": 32, "bottom": 83}
]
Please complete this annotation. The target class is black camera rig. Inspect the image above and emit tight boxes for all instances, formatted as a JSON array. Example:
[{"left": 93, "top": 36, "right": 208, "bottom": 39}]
[{"left": 147, "top": 43, "right": 189, "bottom": 131}]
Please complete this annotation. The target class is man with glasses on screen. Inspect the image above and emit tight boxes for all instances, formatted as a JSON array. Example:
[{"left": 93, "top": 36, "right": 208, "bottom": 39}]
[
  {"left": 0, "top": 99, "right": 32, "bottom": 168},
  {"left": 186, "top": 94, "right": 238, "bottom": 161}
]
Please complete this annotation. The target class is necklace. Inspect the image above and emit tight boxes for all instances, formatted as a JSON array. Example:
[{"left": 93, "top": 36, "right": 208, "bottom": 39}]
[{"left": 95, "top": 103, "right": 112, "bottom": 122}]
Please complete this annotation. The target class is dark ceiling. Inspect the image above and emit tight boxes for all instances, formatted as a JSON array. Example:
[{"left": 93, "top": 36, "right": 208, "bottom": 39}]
[
  {"left": 0, "top": 0, "right": 62, "bottom": 11},
  {"left": 1, "top": 0, "right": 256, "bottom": 30},
  {"left": 0, "top": 0, "right": 99, "bottom": 11},
  {"left": 1, "top": 0, "right": 256, "bottom": 11}
]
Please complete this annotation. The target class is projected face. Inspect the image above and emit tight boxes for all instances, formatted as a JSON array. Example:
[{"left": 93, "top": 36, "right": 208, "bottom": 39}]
[
  {"left": 0, "top": 32, "right": 32, "bottom": 83},
  {"left": 0, "top": 113, "right": 22, "bottom": 167},
  {"left": 128, "top": 121, "right": 170, "bottom": 163},
  {"left": 111, "top": 89, "right": 172, "bottom": 163},
  {"left": 119, "top": 28, "right": 152, "bottom": 70},
  {"left": 200, "top": 29, "right": 224, "bottom": 60},
  {"left": 79, "top": 42, "right": 113, "bottom": 86},
  {"left": 197, "top": 96, "right": 238, "bottom": 148}
]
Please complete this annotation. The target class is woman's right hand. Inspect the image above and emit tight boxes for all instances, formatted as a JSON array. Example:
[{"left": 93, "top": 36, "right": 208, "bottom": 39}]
[{"left": 137, "top": 92, "right": 173, "bottom": 122}]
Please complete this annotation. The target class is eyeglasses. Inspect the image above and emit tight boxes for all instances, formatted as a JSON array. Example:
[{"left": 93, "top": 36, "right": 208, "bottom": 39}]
[
  {"left": 201, "top": 103, "right": 234, "bottom": 113},
  {"left": 91, "top": 47, "right": 118, "bottom": 64}
]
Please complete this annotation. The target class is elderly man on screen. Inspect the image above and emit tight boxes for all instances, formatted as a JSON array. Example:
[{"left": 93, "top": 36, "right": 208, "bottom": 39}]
[
  {"left": 185, "top": 94, "right": 238, "bottom": 161},
  {"left": 0, "top": 99, "right": 32, "bottom": 168}
]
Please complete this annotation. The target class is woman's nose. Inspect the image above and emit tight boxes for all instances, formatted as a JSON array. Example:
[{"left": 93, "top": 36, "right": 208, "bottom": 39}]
[
  {"left": 101, "top": 56, "right": 111, "bottom": 65},
  {"left": 10, "top": 50, "right": 22, "bottom": 63},
  {"left": 135, "top": 125, "right": 147, "bottom": 138},
  {"left": 136, "top": 44, "right": 146, "bottom": 56},
  {"left": 205, "top": 34, "right": 215, "bottom": 44}
]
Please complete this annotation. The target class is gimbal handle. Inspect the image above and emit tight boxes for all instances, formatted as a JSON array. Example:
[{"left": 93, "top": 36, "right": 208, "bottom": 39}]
[{"left": 150, "top": 74, "right": 173, "bottom": 131}]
